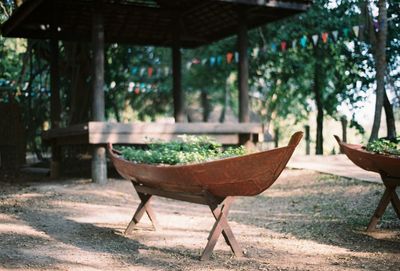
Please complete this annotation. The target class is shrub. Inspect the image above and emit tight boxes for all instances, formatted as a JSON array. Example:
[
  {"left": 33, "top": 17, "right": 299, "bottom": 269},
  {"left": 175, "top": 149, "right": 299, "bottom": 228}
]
[{"left": 118, "top": 135, "right": 247, "bottom": 165}]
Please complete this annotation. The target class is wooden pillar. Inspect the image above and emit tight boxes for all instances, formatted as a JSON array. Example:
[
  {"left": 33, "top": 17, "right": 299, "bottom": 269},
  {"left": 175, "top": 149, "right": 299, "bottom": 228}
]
[
  {"left": 340, "top": 116, "right": 348, "bottom": 143},
  {"left": 172, "top": 19, "right": 185, "bottom": 122},
  {"left": 238, "top": 10, "right": 249, "bottom": 123},
  {"left": 91, "top": 6, "right": 107, "bottom": 184},
  {"left": 305, "top": 125, "right": 310, "bottom": 155},
  {"left": 50, "top": 39, "right": 61, "bottom": 178}
]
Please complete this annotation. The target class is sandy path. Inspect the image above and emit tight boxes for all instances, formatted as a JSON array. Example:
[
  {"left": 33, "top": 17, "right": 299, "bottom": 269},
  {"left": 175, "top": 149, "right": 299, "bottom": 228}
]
[{"left": 0, "top": 169, "right": 399, "bottom": 270}]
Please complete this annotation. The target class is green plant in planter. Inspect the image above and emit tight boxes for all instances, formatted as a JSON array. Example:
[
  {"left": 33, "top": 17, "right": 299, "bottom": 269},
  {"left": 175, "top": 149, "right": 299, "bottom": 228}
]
[
  {"left": 365, "top": 138, "right": 400, "bottom": 156},
  {"left": 118, "top": 135, "right": 247, "bottom": 165}
]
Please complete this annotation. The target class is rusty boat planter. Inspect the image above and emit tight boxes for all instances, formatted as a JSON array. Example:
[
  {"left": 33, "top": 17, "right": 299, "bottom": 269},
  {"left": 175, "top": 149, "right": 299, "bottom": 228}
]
[
  {"left": 334, "top": 136, "right": 400, "bottom": 231},
  {"left": 108, "top": 131, "right": 303, "bottom": 260}
]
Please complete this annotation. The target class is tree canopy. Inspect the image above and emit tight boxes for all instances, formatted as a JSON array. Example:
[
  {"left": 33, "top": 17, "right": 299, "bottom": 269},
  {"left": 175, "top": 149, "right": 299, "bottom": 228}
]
[{"left": 0, "top": 0, "right": 399, "bottom": 156}]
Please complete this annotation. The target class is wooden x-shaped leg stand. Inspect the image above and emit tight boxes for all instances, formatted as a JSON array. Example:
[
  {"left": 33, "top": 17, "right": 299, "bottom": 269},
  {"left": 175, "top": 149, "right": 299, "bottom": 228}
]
[
  {"left": 124, "top": 182, "right": 243, "bottom": 260},
  {"left": 367, "top": 176, "right": 400, "bottom": 231}
]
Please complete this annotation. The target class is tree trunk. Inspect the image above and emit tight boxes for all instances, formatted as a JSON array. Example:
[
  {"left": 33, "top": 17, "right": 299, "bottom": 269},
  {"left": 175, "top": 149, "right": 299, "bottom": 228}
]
[
  {"left": 383, "top": 90, "right": 396, "bottom": 140},
  {"left": 340, "top": 116, "right": 348, "bottom": 143},
  {"left": 313, "top": 48, "right": 324, "bottom": 155},
  {"left": 219, "top": 85, "right": 229, "bottom": 123},
  {"left": 369, "top": 0, "right": 388, "bottom": 142},
  {"left": 201, "top": 90, "right": 210, "bottom": 122}
]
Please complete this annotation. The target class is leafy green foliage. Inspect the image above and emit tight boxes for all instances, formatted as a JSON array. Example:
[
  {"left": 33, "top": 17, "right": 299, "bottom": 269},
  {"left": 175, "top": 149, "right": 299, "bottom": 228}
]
[
  {"left": 119, "top": 135, "right": 247, "bottom": 165},
  {"left": 365, "top": 138, "right": 400, "bottom": 156}
]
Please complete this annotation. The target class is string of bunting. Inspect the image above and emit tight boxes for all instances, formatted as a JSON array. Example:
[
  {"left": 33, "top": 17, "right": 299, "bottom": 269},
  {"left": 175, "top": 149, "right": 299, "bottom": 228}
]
[
  {"left": 186, "top": 25, "right": 363, "bottom": 69},
  {"left": 127, "top": 20, "right": 391, "bottom": 94}
]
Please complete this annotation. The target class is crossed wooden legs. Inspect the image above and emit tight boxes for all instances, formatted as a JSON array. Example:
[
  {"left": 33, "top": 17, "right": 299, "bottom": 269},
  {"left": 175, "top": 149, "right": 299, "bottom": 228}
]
[
  {"left": 124, "top": 184, "right": 242, "bottom": 260},
  {"left": 367, "top": 178, "right": 400, "bottom": 232},
  {"left": 201, "top": 196, "right": 243, "bottom": 260},
  {"left": 124, "top": 191, "right": 160, "bottom": 234}
]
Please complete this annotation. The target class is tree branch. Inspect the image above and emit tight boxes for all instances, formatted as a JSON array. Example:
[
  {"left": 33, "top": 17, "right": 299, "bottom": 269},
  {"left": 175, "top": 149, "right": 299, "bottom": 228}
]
[{"left": 0, "top": 2, "right": 11, "bottom": 18}]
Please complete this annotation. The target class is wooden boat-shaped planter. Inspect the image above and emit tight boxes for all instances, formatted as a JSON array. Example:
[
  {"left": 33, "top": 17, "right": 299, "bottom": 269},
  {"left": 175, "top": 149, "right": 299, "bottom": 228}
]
[
  {"left": 334, "top": 136, "right": 400, "bottom": 231},
  {"left": 108, "top": 131, "right": 303, "bottom": 260}
]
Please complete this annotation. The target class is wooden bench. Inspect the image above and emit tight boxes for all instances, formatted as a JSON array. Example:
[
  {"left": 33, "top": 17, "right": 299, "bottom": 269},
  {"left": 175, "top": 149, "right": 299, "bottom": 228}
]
[{"left": 42, "top": 121, "right": 264, "bottom": 177}]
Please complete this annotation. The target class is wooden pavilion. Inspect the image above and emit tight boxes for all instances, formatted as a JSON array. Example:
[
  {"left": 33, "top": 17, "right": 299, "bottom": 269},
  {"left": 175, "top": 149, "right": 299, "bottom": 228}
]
[{"left": 1, "top": 0, "right": 311, "bottom": 184}]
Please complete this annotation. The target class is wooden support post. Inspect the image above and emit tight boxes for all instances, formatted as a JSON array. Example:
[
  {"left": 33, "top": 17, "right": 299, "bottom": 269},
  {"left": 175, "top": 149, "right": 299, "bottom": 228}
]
[
  {"left": 172, "top": 17, "right": 185, "bottom": 123},
  {"left": 238, "top": 9, "right": 249, "bottom": 123},
  {"left": 304, "top": 125, "right": 310, "bottom": 155},
  {"left": 274, "top": 127, "right": 280, "bottom": 148},
  {"left": 340, "top": 116, "right": 348, "bottom": 143},
  {"left": 91, "top": 5, "right": 107, "bottom": 184},
  {"left": 50, "top": 38, "right": 61, "bottom": 178}
]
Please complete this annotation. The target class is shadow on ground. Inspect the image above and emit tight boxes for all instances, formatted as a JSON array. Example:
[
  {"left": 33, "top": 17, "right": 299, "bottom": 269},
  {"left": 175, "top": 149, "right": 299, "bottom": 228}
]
[{"left": 0, "top": 170, "right": 399, "bottom": 270}]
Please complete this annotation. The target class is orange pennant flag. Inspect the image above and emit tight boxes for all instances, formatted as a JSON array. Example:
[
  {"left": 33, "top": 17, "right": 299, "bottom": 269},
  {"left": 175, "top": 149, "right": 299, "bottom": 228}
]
[
  {"left": 226, "top": 52, "right": 233, "bottom": 64},
  {"left": 322, "top": 32, "right": 329, "bottom": 43}
]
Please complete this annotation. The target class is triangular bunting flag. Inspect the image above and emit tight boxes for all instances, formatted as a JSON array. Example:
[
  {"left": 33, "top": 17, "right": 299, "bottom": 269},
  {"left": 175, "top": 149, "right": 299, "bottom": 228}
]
[
  {"left": 343, "top": 28, "right": 350, "bottom": 37},
  {"left": 210, "top": 56, "right": 216, "bottom": 66},
  {"left": 253, "top": 47, "right": 260, "bottom": 58},
  {"left": 186, "top": 62, "right": 192, "bottom": 70},
  {"left": 226, "top": 52, "right": 233, "bottom": 64},
  {"left": 192, "top": 58, "right": 200, "bottom": 65},
  {"left": 292, "top": 39, "right": 297, "bottom": 49},
  {"left": 321, "top": 32, "right": 328, "bottom": 43},
  {"left": 140, "top": 67, "right": 146, "bottom": 77},
  {"left": 280, "top": 41, "right": 287, "bottom": 51},
  {"left": 352, "top": 26, "right": 360, "bottom": 38},
  {"left": 300, "top": 36, "right": 307, "bottom": 48},
  {"left": 201, "top": 58, "right": 207, "bottom": 65},
  {"left": 234, "top": 52, "right": 239, "bottom": 63},
  {"left": 131, "top": 67, "right": 138, "bottom": 75},
  {"left": 271, "top": 42, "right": 277, "bottom": 52},
  {"left": 217, "top": 55, "right": 222, "bottom": 65},
  {"left": 164, "top": 67, "right": 169, "bottom": 76},
  {"left": 147, "top": 67, "right": 153, "bottom": 77},
  {"left": 312, "top": 34, "right": 319, "bottom": 46},
  {"left": 332, "top": 30, "right": 339, "bottom": 42}
]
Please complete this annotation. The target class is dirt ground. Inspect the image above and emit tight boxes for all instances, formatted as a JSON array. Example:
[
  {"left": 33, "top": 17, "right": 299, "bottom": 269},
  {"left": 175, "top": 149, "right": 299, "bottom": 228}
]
[{"left": 0, "top": 169, "right": 399, "bottom": 271}]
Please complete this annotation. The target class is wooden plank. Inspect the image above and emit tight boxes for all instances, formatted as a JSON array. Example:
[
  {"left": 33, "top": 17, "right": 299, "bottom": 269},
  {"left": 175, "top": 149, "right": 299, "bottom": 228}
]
[
  {"left": 89, "top": 133, "right": 240, "bottom": 144},
  {"left": 134, "top": 185, "right": 223, "bottom": 205},
  {"left": 221, "top": 0, "right": 311, "bottom": 11},
  {"left": 52, "top": 134, "right": 89, "bottom": 146},
  {"left": 88, "top": 122, "right": 262, "bottom": 134},
  {"left": 42, "top": 124, "right": 88, "bottom": 140},
  {"left": 43, "top": 122, "right": 263, "bottom": 144}
]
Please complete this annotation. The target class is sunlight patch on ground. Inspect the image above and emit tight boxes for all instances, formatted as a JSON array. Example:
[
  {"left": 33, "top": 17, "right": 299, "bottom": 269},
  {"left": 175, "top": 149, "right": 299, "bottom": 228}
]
[{"left": 0, "top": 223, "right": 50, "bottom": 238}]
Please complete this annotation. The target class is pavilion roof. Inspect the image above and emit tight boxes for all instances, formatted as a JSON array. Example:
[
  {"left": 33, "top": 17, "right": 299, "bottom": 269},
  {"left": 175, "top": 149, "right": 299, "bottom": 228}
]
[{"left": 1, "top": 0, "right": 311, "bottom": 48}]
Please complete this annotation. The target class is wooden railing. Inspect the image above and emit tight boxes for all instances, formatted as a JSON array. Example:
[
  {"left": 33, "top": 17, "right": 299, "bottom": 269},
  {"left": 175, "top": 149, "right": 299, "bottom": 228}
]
[{"left": 42, "top": 121, "right": 264, "bottom": 146}]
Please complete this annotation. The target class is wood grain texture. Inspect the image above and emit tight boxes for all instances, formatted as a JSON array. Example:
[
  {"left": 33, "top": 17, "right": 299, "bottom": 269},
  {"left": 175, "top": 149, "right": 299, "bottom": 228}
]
[{"left": 108, "top": 131, "right": 303, "bottom": 197}]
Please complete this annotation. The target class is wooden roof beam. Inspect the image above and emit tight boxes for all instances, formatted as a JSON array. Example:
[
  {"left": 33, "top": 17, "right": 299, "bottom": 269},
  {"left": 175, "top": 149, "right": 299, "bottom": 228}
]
[{"left": 220, "top": 0, "right": 311, "bottom": 11}]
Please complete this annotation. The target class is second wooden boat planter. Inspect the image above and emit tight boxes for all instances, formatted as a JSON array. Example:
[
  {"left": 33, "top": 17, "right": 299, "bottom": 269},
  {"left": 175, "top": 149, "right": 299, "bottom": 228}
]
[
  {"left": 108, "top": 131, "right": 303, "bottom": 260},
  {"left": 335, "top": 136, "right": 400, "bottom": 231}
]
